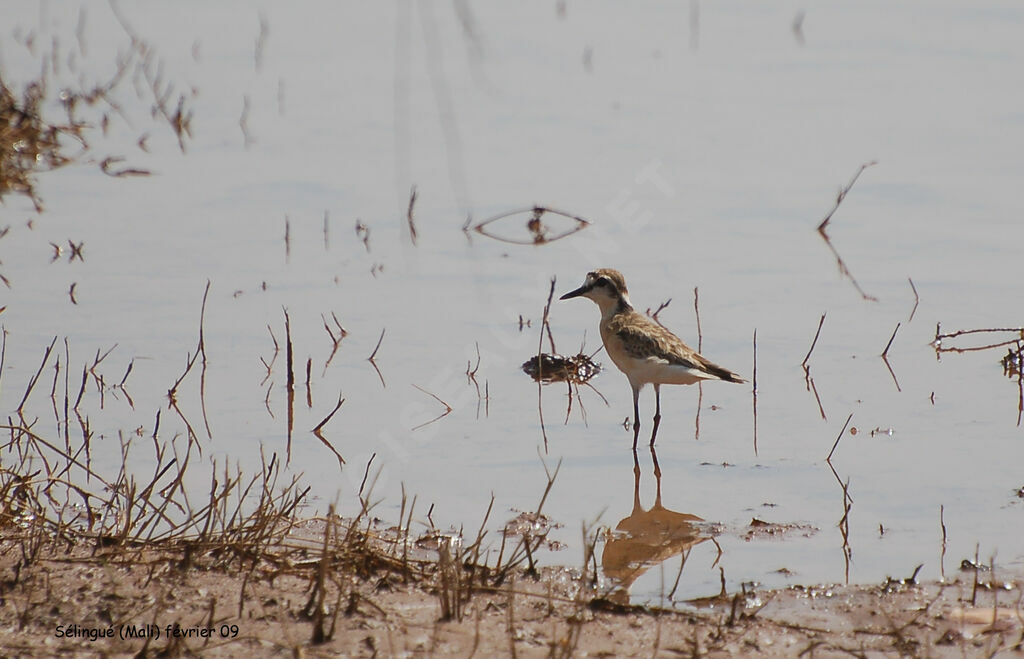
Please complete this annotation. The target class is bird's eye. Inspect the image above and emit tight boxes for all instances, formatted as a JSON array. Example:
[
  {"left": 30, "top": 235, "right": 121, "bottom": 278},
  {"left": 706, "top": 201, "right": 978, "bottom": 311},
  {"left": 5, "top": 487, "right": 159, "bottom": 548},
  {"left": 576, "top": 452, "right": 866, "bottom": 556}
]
[{"left": 594, "top": 278, "right": 607, "bottom": 288}]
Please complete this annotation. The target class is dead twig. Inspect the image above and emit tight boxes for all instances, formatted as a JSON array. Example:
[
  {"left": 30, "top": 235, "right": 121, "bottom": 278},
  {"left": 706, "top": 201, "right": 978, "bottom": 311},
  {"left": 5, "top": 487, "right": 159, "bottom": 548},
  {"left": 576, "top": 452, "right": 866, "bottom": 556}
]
[
  {"left": 407, "top": 185, "right": 419, "bottom": 245},
  {"left": 881, "top": 322, "right": 900, "bottom": 358},
  {"left": 646, "top": 298, "right": 672, "bottom": 328},
  {"left": 18, "top": 336, "right": 58, "bottom": 415},
  {"left": 881, "top": 322, "right": 902, "bottom": 391},
  {"left": 284, "top": 307, "right": 295, "bottom": 460},
  {"left": 536, "top": 278, "right": 557, "bottom": 451},
  {"left": 752, "top": 328, "right": 758, "bottom": 456},
  {"left": 802, "top": 314, "right": 828, "bottom": 420},
  {"left": 367, "top": 328, "right": 386, "bottom": 387},
  {"left": 311, "top": 394, "right": 346, "bottom": 468},
  {"left": 932, "top": 325, "right": 1024, "bottom": 354},
  {"left": 907, "top": 278, "right": 920, "bottom": 322},
  {"left": 818, "top": 161, "right": 877, "bottom": 231},
  {"left": 802, "top": 314, "right": 827, "bottom": 370},
  {"left": 284, "top": 215, "right": 291, "bottom": 261},
  {"left": 816, "top": 161, "right": 878, "bottom": 302},
  {"left": 411, "top": 384, "right": 453, "bottom": 431},
  {"left": 826, "top": 413, "right": 854, "bottom": 463},
  {"left": 260, "top": 324, "right": 279, "bottom": 385},
  {"left": 939, "top": 504, "right": 947, "bottom": 580},
  {"left": 321, "top": 312, "right": 348, "bottom": 373}
]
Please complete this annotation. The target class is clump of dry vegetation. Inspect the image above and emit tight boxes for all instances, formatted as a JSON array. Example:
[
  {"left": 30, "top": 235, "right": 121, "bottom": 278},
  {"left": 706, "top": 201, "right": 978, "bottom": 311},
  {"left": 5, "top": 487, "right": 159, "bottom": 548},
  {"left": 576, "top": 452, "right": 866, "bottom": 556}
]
[
  {"left": 0, "top": 79, "right": 83, "bottom": 209},
  {"left": 0, "top": 10, "right": 193, "bottom": 211},
  {"left": 0, "top": 398, "right": 592, "bottom": 655}
]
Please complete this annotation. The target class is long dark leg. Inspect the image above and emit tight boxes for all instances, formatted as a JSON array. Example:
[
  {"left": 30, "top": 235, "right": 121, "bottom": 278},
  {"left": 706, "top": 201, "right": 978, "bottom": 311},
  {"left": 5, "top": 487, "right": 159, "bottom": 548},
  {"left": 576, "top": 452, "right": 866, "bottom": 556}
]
[
  {"left": 649, "top": 444, "right": 663, "bottom": 509},
  {"left": 650, "top": 384, "right": 662, "bottom": 446},
  {"left": 632, "top": 384, "right": 641, "bottom": 450}
]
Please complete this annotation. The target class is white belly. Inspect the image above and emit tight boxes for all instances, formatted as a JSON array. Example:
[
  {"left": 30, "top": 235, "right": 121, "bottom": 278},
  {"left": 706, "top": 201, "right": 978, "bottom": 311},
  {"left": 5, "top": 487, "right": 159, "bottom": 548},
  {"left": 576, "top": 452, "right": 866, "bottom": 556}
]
[{"left": 604, "top": 337, "right": 709, "bottom": 387}]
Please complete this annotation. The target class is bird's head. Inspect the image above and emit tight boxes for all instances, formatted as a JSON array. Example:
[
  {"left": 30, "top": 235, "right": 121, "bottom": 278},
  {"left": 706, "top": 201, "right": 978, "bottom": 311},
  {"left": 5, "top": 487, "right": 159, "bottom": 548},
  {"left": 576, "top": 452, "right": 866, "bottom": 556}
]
[{"left": 560, "top": 268, "right": 632, "bottom": 316}]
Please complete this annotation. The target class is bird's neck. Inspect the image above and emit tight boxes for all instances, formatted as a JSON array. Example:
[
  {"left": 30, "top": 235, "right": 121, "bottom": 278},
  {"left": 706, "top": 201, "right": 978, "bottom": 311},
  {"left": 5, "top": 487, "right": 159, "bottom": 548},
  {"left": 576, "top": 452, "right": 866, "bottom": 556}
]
[{"left": 598, "top": 293, "right": 634, "bottom": 321}]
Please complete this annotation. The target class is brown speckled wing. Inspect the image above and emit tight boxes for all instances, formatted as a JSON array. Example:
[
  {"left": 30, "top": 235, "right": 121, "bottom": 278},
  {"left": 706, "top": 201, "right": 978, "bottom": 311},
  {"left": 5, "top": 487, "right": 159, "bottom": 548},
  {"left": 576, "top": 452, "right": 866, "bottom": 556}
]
[{"left": 608, "top": 313, "right": 745, "bottom": 383}]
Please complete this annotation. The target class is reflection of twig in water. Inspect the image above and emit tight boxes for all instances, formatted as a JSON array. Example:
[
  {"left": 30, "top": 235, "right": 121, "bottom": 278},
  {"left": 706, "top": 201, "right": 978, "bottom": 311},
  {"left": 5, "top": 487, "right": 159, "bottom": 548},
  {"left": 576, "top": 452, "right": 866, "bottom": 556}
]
[
  {"left": 166, "top": 282, "right": 212, "bottom": 450},
  {"left": 263, "top": 381, "right": 274, "bottom": 419},
  {"left": 406, "top": 185, "right": 419, "bottom": 246},
  {"left": 827, "top": 459, "right": 853, "bottom": 586},
  {"left": 939, "top": 504, "right": 947, "bottom": 581},
  {"left": 284, "top": 307, "right": 295, "bottom": 461},
  {"left": 825, "top": 414, "right": 855, "bottom": 584},
  {"left": 466, "top": 342, "right": 486, "bottom": 419},
  {"left": 565, "top": 378, "right": 579, "bottom": 426},
  {"left": 816, "top": 161, "right": 878, "bottom": 302},
  {"left": 537, "top": 279, "right": 557, "bottom": 451},
  {"left": 239, "top": 95, "right": 253, "bottom": 149},
  {"left": 792, "top": 10, "right": 806, "bottom": 45},
  {"left": 311, "top": 393, "right": 346, "bottom": 468},
  {"left": 304, "top": 357, "right": 313, "bottom": 409},
  {"left": 260, "top": 324, "right": 279, "bottom": 385},
  {"left": 115, "top": 358, "right": 135, "bottom": 408},
  {"left": 806, "top": 374, "right": 827, "bottom": 421},
  {"left": 1017, "top": 359, "right": 1023, "bottom": 427},
  {"left": 283, "top": 216, "right": 291, "bottom": 261},
  {"left": 321, "top": 312, "right": 348, "bottom": 375},
  {"left": 694, "top": 288, "right": 703, "bottom": 439},
  {"left": 801, "top": 313, "right": 828, "bottom": 420},
  {"left": 198, "top": 284, "right": 211, "bottom": 440},
  {"left": 881, "top": 322, "right": 902, "bottom": 392},
  {"left": 466, "top": 342, "right": 482, "bottom": 384},
  {"left": 367, "top": 328, "right": 387, "bottom": 388},
  {"left": 907, "top": 278, "right": 920, "bottom": 322},
  {"left": 411, "top": 384, "right": 453, "bottom": 431},
  {"left": 752, "top": 329, "right": 758, "bottom": 455}
]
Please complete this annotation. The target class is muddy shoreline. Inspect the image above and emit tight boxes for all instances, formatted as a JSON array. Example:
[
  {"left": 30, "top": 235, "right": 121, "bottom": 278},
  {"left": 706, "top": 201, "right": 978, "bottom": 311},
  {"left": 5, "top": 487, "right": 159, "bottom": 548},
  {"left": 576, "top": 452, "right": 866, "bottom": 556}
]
[{"left": 2, "top": 531, "right": 1020, "bottom": 657}]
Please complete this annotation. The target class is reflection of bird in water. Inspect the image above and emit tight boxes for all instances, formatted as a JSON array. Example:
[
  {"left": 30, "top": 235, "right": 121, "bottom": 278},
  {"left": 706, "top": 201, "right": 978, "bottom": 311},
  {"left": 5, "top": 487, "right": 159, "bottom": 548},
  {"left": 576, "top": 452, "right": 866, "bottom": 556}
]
[
  {"left": 560, "top": 269, "right": 744, "bottom": 448},
  {"left": 601, "top": 447, "right": 710, "bottom": 605}
]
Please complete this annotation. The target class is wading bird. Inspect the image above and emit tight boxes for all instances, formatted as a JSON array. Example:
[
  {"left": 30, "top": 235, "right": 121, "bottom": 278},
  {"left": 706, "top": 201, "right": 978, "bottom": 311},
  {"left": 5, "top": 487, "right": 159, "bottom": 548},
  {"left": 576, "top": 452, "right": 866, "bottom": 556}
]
[{"left": 560, "top": 269, "right": 744, "bottom": 447}]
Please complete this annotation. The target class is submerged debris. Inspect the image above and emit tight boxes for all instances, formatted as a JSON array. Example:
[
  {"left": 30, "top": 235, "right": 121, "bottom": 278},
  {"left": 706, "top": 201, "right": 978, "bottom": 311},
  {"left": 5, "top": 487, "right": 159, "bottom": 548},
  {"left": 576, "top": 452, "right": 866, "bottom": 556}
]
[
  {"left": 743, "top": 518, "right": 818, "bottom": 541},
  {"left": 521, "top": 352, "right": 600, "bottom": 383},
  {"left": 880, "top": 563, "right": 923, "bottom": 594},
  {"left": 502, "top": 510, "right": 565, "bottom": 552},
  {"left": 1001, "top": 341, "right": 1023, "bottom": 378}
]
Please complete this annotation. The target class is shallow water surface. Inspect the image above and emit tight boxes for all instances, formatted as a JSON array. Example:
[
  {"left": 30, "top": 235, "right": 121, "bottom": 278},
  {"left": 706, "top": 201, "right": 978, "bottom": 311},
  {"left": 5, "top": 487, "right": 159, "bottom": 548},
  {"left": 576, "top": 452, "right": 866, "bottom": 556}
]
[{"left": 2, "top": 2, "right": 1023, "bottom": 606}]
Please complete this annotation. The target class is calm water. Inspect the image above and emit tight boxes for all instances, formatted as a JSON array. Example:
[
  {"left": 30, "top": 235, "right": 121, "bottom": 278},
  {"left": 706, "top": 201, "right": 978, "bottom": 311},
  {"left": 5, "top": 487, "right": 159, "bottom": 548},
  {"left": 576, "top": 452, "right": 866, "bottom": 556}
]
[{"left": 2, "top": 2, "right": 1022, "bottom": 606}]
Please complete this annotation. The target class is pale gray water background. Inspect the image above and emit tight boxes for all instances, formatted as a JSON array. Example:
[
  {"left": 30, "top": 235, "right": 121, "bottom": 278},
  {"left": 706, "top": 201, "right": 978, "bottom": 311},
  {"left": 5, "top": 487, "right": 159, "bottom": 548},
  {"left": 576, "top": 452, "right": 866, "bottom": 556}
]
[{"left": 2, "top": 2, "right": 1023, "bottom": 606}]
